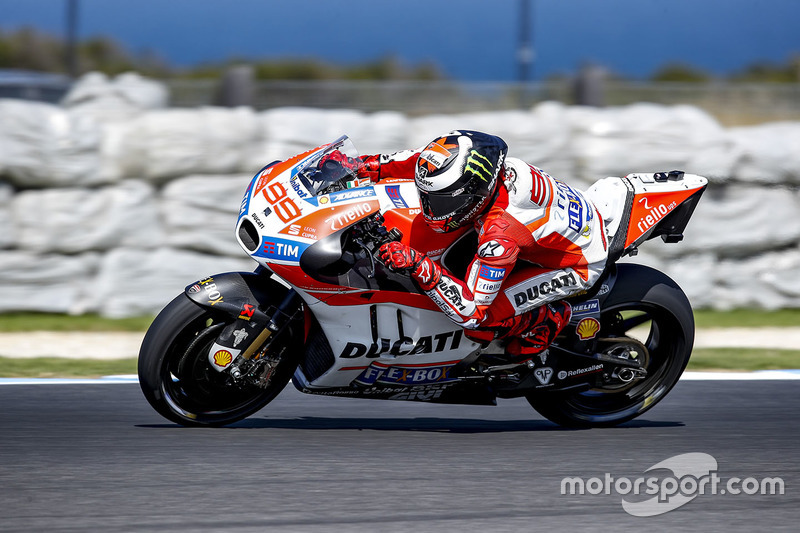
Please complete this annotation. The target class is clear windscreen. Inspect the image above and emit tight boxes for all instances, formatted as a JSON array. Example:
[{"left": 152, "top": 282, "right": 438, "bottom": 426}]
[{"left": 295, "top": 136, "right": 365, "bottom": 196}]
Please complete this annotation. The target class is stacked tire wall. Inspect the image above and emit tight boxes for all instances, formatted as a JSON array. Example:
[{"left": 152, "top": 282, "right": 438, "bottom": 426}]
[{"left": 1, "top": 73, "right": 798, "bottom": 317}]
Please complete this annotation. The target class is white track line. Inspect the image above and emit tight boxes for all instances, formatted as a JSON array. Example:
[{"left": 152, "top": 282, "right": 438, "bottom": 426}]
[
  {"left": 0, "top": 375, "right": 139, "bottom": 385},
  {"left": 1, "top": 371, "right": 799, "bottom": 385}
]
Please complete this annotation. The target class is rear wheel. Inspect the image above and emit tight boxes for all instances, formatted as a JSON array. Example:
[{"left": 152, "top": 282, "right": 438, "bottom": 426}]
[
  {"left": 528, "top": 264, "right": 694, "bottom": 427},
  {"left": 138, "top": 294, "right": 302, "bottom": 427}
]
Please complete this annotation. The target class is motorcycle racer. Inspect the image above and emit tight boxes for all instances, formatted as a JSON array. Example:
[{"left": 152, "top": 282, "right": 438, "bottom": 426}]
[
  {"left": 330, "top": 130, "right": 609, "bottom": 361},
  {"left": 140, "top": 132, "right": 706, "bottom": 427}
]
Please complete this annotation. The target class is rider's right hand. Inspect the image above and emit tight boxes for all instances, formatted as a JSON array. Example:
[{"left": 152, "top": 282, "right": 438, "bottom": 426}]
[
  {"left": 379, "top": 241, "right": 423, "bottom": 273},
  {"left": 378, "top": 241, "right": 440, "bottom": 291}
]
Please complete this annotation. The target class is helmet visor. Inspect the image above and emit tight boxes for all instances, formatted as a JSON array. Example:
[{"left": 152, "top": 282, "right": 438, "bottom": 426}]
[{"left": 420, "top": 190, "right": 475, "bottom": 217}]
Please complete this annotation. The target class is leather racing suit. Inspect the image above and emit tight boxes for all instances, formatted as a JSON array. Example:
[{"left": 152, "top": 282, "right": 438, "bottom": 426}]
[{"left": 361, "top": 149, "right": 609, "bottom": 358}]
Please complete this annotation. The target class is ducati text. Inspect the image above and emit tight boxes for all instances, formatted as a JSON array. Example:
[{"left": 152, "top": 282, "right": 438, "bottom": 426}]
[{"left": 338, "top": 330, "right": 463, "bottom": 358}]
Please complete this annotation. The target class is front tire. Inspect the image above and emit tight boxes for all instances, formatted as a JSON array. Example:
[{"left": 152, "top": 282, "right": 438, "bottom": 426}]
[
  {"left": 138, "top": 294, "right": 301, "bottom": 427},
  {"left": 528, "top": 264, "right": 694, "bottom": 428}
]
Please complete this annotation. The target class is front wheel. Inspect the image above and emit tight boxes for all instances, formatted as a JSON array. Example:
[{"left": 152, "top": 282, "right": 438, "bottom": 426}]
[
  {"left": 138, "top": 294, "right": 302, "bottom": 427},
  {"left": 528, "top": 264, "right": 694, "bottom": 428}
]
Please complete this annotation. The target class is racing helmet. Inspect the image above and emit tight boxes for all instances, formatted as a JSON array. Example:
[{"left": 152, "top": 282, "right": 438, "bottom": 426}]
[{"left": 415, "top": 130, "right": 507, "bottom": 233}]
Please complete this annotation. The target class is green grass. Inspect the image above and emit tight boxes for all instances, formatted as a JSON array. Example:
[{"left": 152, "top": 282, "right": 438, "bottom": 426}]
[
  {"left": 0, "top": 357, "right": 137, "bottom": 378},
  {"left": 0, "top": 313, "right": 155, "bottom": 332},
  {"left": 687, "top": 348, "right": 800, "bottom": 372},
  {"left": 693, "top": 308, "right": 800, "bottom": 329}
]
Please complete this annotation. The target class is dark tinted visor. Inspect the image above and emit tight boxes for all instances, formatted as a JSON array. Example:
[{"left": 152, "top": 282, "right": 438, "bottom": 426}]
[{"left": 419, "top": 190, "right": 477, "bottom": 220}]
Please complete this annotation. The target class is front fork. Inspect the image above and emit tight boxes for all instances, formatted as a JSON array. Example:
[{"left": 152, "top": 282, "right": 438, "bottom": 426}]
[{"left": 206, "top": 289, "right": 301, "bottom": 376}]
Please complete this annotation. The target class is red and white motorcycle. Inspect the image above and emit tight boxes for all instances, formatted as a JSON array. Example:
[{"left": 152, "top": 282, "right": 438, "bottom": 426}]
[{"left": 138, "top": 136, "right": 707, "bottom": 427}]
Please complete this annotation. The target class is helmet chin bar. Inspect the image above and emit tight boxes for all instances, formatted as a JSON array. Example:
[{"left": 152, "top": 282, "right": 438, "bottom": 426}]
[
  {"left": 424, "top": 193, "right": 490, "bottom": 233},
  {"left": 424, "top": 214, "right": 451, "bottom": 233}
]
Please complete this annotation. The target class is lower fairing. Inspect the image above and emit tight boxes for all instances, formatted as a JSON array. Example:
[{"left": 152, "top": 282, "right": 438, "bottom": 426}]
[{"left": 291, "top": 366, "right": 497, "bottom": 405}]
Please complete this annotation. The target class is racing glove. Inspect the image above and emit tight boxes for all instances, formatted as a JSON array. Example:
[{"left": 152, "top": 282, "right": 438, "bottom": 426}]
[
  {"left": 318, "top": 151, "right": 381, "bottom": 182},
  {"left": 318, "top": 150, "right": 361, "bottom": 173},
  {"left": 358, "top": 155, "right": 381, "bottom": 182},
  {"left": 378, "top": 241, "right": 440, "bottom": 290}
]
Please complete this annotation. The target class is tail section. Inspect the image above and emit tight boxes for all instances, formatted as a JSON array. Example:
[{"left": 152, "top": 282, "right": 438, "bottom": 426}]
[{"left": 586, "top": 171, "right": 707, "bottom": 261}]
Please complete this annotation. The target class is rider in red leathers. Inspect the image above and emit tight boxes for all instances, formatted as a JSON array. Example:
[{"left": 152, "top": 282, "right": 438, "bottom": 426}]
[{"left": 332, "top": 130, "right": 609, "bottom": 362}]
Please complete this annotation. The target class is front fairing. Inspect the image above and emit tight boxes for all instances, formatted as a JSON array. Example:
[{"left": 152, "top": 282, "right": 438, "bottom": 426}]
[
  {"left": 236, "top": 137, "right": 366, "bottom": 261},
  {"left": 236, "top": 140, "right": 421, "bottom": 278}
]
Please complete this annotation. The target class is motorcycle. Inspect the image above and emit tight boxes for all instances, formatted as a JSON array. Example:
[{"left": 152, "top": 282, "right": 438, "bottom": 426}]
[{"left": 138, "top": 136, "right": 707, "bottom": 428}]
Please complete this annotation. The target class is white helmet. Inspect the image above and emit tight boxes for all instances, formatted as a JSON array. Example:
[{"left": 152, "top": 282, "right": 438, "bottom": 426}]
[{"left": 415, "top": 130, "right": 507, "bottom": 233}]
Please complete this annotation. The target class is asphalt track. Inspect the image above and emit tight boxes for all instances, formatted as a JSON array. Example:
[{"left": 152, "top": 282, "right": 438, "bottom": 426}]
[{"left": 0, "top": 381, "right": 798, "bottom": 532}]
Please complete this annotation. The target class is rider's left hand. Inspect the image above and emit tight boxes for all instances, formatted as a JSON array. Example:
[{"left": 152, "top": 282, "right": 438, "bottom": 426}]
[{"left": 378, "top": 241, "right": 423, "bottom": 272}]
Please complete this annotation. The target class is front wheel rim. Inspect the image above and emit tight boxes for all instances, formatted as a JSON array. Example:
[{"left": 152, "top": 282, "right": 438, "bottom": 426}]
[{"left": 160, "top": 315, "right": 280, "bottom": 423}]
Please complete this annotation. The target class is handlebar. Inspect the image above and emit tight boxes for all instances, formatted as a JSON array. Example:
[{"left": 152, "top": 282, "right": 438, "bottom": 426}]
[{"left": 350, "top": 214, "right": 403, "bottom": 278}]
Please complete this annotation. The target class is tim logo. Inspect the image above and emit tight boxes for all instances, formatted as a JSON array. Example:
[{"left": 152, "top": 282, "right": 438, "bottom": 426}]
[
  {"left": 257, "top": 236, "right": 310, "bottom": 262},
  {"left": 479, "top": 265, "right": 505, "bottom": 280},
  {"left": 385, "top": 185, "right": 408, "bottom": 208},
  {"left": 263, "top": 241, "right": 298, "bottom": 257}
]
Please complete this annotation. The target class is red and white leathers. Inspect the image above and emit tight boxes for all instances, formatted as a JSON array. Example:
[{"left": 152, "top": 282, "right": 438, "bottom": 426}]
[{"left": 368, "top": 151, "right": 609, "bottom": 358}]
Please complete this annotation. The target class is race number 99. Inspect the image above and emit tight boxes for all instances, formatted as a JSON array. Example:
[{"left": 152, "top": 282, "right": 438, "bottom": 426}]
[{"left": 263, "top": 181, "right": 301, "bottom": 223}]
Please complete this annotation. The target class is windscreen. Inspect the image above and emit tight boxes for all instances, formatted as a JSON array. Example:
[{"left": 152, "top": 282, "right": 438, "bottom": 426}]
[{"left": 295, "top": 136, "right": 364, "bottom": 196}]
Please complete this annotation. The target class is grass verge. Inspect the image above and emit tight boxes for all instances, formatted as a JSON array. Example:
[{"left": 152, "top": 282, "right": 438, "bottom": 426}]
[
  {"left": 687, "top": 348, "right": 800, "bottom": 372},
  {"left": 0, "top": 313, "right": 154, "bottom": 332},
  {"left": 0, "top": 357, "right": 137, "bottom": 378},
  {"left": 1, "top": 348, "right": 799, "bottom": 378},
  {"left": 693, "top": 308, "right": 800, "bottom": 328}
]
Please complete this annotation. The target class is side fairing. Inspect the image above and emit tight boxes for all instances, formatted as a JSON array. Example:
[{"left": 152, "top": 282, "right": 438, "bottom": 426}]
[{"left": 296, "top": 296, "right": 479, "bottom": 388}]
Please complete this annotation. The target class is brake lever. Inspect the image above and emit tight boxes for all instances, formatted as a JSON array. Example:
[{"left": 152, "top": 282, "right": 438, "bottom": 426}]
[
  {"left": 353, "top": 236, "right": 378, "bottom": 278},
  {"left": 372, "top": 226, "right": 406, "bottom": 276}
]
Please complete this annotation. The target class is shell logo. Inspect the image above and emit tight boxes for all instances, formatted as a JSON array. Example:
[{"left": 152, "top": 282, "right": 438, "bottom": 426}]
[
  {"left": 576, "top": 318, "right": 601, "bottom": 340},
  {"left": 213, "top": 350, "right": 233, "bottom": 367}
]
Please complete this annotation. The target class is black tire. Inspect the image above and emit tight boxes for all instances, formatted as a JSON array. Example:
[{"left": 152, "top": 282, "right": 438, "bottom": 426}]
[
  {"left": 138, "top": 294, "right": 301, "bottom": 427},
  {"left": 528, "top": 263, "right": 694, "bottom": 428}
]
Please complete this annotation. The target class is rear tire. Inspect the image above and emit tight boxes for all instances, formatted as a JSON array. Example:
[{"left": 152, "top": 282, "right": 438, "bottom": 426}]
[
  {"left": 138, "top": 294, "right": 301, "bottom": 427},
  {"left": 528, "top": 264, "right": 694, "bottom": 428}
]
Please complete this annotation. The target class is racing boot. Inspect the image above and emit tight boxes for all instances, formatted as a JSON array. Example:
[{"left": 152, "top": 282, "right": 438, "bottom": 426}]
[
  {"left": 466, "top": 301, "right": 572, "bottom": 365},
  {"left": 505, "top": 301, "right": 572, "bottom": 361}
]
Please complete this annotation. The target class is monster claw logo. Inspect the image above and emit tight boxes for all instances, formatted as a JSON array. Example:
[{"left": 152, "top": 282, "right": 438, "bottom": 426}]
[{"left": 465, "top": 150, "right": 494, "bottom": 182}]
